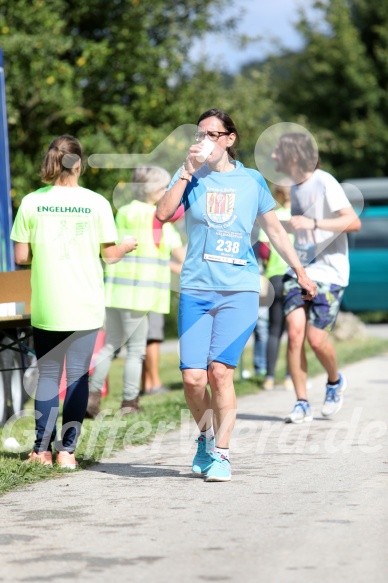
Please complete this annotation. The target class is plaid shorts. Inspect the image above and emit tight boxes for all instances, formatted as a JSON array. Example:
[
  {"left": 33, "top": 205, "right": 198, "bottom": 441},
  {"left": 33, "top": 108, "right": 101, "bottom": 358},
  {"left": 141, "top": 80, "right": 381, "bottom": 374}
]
[{"left": 283, "top": 275, "right": 345, "bottom": 332}]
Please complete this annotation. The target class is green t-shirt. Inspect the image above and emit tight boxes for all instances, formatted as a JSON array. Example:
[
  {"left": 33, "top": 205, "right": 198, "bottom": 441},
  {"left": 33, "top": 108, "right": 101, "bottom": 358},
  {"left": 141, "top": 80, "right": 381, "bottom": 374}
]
[{"left": 10, "top": 185, "right": 117, "bottom": 331}]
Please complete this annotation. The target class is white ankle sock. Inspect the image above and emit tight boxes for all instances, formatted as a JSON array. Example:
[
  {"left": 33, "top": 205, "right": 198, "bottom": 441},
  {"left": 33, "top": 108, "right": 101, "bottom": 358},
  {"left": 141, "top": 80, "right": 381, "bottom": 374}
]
[
  {"left": 214, "top": 446, "right": 229, "bottom": 459},
  {"left": 200, "top": 427, "right": 214, "bottom": 440}
]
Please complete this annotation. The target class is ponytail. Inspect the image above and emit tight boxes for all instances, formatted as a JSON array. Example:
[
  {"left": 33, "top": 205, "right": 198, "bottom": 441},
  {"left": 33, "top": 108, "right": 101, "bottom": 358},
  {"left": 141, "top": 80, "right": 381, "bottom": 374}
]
[{"left": 41, "top": 135, "right": 83, "bottom": 183}]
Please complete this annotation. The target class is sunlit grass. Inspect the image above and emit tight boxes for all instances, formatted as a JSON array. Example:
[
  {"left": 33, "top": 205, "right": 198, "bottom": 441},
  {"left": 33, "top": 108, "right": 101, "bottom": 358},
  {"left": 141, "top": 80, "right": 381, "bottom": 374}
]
[{"left": 1, "top": 335, "right": 387, "bottom": 495}]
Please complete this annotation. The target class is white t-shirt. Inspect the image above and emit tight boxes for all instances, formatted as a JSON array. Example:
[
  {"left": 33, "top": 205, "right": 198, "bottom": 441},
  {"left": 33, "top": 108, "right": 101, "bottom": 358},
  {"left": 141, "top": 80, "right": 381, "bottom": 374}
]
[{"left": 287, "top": 169, "right": 351, "bottom": 287}]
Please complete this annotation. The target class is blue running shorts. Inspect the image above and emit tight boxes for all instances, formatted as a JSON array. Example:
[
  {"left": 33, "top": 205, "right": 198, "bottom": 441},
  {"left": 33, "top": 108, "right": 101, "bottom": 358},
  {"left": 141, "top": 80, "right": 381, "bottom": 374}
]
[{"left": 178, "top": 289, "right": 259, "bottom": 370}]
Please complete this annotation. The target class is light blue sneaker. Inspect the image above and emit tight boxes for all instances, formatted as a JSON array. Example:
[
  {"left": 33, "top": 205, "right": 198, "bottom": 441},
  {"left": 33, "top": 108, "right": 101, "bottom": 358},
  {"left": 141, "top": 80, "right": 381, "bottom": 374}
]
[
  {"left": 204, "top": 451, "right": 231, "bottom": 482},
  {"left": 192, "top": 436, "right": 215, "bottom": 476},
  {"left": 322, "top": 373, "right": 347, "bottom": 417}
]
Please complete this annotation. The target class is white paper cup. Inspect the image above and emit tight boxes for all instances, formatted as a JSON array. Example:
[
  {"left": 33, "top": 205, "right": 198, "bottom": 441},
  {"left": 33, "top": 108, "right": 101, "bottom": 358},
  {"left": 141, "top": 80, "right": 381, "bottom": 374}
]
[{"left": 196, "top": 138, "right": 215, "bottom": 163}]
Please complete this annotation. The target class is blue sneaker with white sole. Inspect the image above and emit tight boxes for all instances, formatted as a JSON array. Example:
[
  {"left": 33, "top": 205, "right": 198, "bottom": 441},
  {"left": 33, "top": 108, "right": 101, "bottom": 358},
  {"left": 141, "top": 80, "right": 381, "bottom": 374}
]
[
  {"left": 204, "top": 451, "right": 231, "bottom": 482},
  {"left": 192, "top": 436, "right": 214, "bottom": 476},
  {"left": 322, "top": 373, "right": 347, "bottom": 417}
]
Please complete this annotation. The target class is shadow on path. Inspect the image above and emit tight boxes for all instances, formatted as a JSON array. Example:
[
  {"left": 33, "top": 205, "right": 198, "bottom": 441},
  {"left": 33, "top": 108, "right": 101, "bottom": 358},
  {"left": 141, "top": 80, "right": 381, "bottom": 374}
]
[
  {"left": 87, "top": 462, "right": 193, "bottom": 479},
  {"left": 236, "top": 413, "right": 284, "bottom": 422}
]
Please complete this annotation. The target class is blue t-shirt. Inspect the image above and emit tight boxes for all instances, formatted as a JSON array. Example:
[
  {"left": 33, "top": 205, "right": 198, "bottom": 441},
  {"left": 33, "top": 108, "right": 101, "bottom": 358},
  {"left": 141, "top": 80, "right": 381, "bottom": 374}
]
[{"left": 170, "top": 161, "right": 275, "bottom": 292}]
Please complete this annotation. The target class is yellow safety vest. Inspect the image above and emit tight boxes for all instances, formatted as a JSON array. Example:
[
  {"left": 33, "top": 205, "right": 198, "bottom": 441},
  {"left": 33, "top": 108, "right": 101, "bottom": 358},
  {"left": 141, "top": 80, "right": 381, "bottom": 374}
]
[{"left": 104, "top": 200, "right": 182, "bottom": 313}]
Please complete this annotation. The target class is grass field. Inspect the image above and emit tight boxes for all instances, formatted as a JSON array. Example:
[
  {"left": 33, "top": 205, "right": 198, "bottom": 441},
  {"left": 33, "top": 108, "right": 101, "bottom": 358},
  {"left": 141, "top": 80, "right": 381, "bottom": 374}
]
[{"left": 1, "top": 335, "right": 387, "bottom": 495}]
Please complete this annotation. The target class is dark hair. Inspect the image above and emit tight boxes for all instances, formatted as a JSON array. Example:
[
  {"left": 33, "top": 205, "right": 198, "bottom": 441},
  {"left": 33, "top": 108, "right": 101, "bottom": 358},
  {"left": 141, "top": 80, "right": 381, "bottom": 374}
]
[
  {"left": 197, "top": 109, "right": 240, "bottom": 160},
  {"left": 276, "top": 133, "right": 320, "bottom": 173},
  {"left": 41, "top": 135, "right": 84, "bottom": 184}
]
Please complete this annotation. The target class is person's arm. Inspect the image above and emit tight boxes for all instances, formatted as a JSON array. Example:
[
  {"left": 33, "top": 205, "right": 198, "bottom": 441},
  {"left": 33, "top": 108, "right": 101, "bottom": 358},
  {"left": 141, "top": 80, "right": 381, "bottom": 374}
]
[
  {"left": 257, "top": 210, "right": 317, "bottom": 298},
  {"left": 100, "top": 236, "right": 137, "bottom": 264},
  {"left": 289, "top": 206, "right": 361, "bottom": 233},
  {"left": 166, "top": 204, "right": 185, "bottom": 224},
  {"left": 14, "top": 242, "right": 32, "bottom": 265},
  {"left": 170, "top": 261, "right": 182, "bottom": 275},
  {"left": 153, "top": 204, "right": 184, "bottom": 247},
  {"left": 157, "top": 142, "right": 205, "bottom": 221},
  {"left": 156, "top": 176, "right": 188, "bottom": 222},
  {"left": 169, "top": 245, "right": 186, "bottom": 275}
]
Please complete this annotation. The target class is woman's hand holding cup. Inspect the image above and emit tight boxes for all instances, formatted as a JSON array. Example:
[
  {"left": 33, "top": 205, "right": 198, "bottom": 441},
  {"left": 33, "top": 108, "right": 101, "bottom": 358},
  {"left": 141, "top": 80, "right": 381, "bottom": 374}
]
[{"left": 186, "top": 138, "right": 215, "bottom": 174}]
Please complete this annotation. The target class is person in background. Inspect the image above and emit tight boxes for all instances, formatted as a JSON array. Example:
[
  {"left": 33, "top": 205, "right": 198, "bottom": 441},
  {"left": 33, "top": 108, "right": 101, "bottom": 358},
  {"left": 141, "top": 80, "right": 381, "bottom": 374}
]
[
  {"left": 10, "top": 135, "right": 136, "bottom": 468},
  {"left": 87, "top": 166, "right": 185, "bottom": 418},
  {"left": 272, "top": 132, "right": 361, "bottom": 423},
  {"left": 252, "top": 232, "right": 270, "bottom": 378},
  {"left": 141, "top": 312, "right": 169, "bottom": 395},
  {"left": 156, "top": 108, "right": 316, "bottom": 482},
  {"left": 253, "top": 308, "right": 269, "bottom": 378},
  {"left": 262, "top": 182, "right": 294, "bottom": 391},
  {"left": 142, "top": 258, "right": 184, "bottom": 395}
]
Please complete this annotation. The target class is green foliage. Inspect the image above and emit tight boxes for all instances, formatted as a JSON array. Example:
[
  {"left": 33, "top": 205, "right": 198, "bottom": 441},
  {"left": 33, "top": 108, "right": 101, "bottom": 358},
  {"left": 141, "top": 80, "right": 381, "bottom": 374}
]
[
  {"left": 5, "top": 0, "right": 387, "bottom": 200},
  {"left": 0, "top": 0, "right": 235, "bottom": 203},
  {"left": 265, "top": 0, "right": 388, "bottom": 179},
  {"left": 0, "top": 0, "right": 281, "bottom": 209},
  {"left": 358, "top": 311, "right": 388, "bottom": 323}
]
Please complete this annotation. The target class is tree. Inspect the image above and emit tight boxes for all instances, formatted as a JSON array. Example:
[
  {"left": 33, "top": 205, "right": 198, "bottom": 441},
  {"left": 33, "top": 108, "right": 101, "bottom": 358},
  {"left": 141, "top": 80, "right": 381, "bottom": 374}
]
[
  {"left": 266, "top": 0, "right": 388, "bottom": 179},
  {"left": 0, "top": 0, "right": 237, "bottom": 204},
  {"left": 173, "top": 63, "right": 281, "bottom": 172}
]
